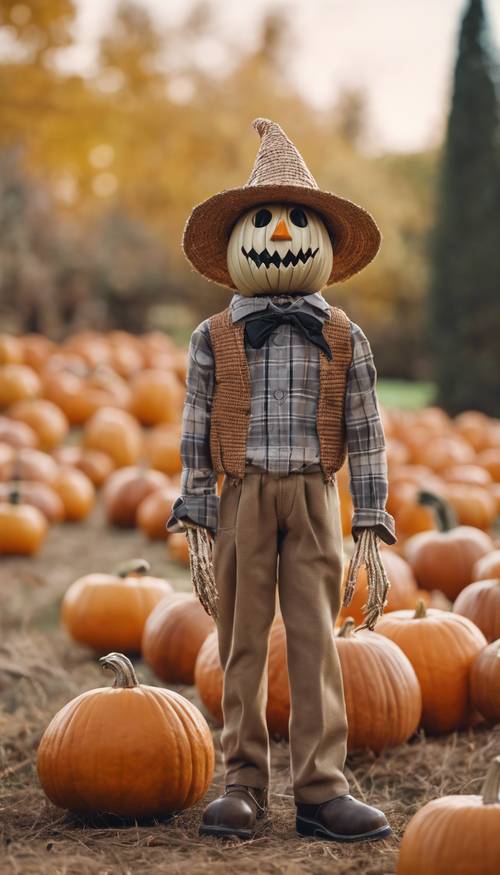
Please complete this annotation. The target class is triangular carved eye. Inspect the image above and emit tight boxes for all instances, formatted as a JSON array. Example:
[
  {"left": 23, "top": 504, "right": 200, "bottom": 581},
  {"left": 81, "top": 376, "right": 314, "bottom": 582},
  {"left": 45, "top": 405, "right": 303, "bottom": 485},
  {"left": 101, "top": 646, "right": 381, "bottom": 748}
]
[{"left": 253, "top": 208, "right": 272, "bottom": 227}]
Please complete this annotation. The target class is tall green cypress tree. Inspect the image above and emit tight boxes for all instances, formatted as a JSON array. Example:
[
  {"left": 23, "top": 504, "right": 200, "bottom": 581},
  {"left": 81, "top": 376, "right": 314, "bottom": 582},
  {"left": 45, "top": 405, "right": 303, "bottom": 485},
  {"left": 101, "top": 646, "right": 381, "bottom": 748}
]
[{"left": 429, "top": 0, "right": 500, "bottom": 415}]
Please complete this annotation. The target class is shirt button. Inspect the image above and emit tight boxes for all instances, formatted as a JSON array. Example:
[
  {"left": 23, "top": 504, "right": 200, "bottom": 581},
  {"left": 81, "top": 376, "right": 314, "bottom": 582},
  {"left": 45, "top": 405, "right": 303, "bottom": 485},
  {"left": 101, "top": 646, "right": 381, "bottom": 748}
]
[{"left": 273, "top": 389, "right": 285, "bottom": 401}]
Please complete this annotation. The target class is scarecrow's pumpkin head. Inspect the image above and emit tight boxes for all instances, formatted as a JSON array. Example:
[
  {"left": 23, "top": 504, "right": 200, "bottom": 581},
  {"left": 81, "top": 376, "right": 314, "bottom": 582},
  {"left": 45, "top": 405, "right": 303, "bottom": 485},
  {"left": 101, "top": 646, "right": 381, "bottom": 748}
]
[{"left": 227, "top": 202, "right": 333, "bottom": 296}]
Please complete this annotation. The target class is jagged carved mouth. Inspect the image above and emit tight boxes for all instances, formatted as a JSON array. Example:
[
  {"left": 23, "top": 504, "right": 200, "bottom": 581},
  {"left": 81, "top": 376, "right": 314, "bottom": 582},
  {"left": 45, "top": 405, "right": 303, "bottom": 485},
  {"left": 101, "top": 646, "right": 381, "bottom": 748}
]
[{"left": 241, "top": 246, "right": 319, "bottom": 269}]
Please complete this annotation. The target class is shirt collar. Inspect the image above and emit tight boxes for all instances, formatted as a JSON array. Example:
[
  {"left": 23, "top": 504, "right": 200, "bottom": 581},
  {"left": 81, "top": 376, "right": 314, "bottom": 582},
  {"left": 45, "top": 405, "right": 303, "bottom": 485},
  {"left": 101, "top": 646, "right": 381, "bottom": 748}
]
[{"left": 230, "top": 292, "right": 331, "bottom": 323}]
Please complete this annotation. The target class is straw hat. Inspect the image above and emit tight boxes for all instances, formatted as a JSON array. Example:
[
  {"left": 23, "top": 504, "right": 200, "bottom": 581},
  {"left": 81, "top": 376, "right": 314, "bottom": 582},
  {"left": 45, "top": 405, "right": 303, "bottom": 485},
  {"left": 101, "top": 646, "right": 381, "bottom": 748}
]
[{"left": 183, "top": 118, "right": 381, "bottom": 288}]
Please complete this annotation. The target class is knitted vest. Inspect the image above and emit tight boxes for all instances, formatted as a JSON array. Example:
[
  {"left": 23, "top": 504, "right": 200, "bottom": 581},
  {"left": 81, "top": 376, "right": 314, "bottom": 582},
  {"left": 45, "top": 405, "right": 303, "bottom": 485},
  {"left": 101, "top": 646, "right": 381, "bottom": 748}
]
[{"left": 209, "top": 305, "right": 352, "bottom": 482}]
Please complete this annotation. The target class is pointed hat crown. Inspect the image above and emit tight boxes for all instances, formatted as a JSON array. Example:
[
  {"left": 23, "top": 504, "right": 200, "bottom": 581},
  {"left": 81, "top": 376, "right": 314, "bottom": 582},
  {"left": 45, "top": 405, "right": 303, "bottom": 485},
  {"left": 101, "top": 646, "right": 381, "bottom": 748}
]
[
  {"left": 182, "top": 117, "right": 381, "bottom": 289},
  {"left": 247, "top": 118, "right": 318, "bottom": 189}
]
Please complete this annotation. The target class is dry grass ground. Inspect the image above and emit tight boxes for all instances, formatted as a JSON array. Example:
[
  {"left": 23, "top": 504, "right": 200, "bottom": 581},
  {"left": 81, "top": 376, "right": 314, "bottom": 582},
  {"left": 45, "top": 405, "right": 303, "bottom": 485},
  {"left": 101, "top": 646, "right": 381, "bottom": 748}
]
[{"left": 1, "top": 503, "right": 498, "bottom": 875}]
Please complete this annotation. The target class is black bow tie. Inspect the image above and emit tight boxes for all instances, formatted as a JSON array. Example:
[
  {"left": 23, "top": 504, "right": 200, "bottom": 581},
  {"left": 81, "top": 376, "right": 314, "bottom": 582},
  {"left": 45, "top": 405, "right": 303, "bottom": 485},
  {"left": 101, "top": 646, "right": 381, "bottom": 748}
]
[{"left": 244, "top": 310, "right": 332, "bottom": 360}]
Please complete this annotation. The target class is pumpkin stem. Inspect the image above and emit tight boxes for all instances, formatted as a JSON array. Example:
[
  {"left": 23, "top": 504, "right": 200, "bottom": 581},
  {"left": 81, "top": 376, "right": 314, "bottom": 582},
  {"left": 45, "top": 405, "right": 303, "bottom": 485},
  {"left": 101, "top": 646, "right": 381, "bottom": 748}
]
[
  {"left": 417, "top": 490, "right": 457, "bottom": 532},
  {"left": 481, "top": 756, "right": 500, "bottom": 805},
  {"left": 114, "top": 558, "right": 151, "bottom": 578},
  {"left": 414, "top": 599, "right": 427, "bottom": 619},
  {"left": 99, "top": 652, "right": 139, "bottom": 688},
  {"left": 337, "top": 618, "right": 356, "bottom": 638}
]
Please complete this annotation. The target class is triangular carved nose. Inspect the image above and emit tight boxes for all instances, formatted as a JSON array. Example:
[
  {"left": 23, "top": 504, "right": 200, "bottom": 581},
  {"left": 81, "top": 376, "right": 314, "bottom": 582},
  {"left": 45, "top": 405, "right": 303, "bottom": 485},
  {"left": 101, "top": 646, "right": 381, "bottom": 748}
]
[{"left": 271, "top": 218, "right": 292, "bottom": 241}]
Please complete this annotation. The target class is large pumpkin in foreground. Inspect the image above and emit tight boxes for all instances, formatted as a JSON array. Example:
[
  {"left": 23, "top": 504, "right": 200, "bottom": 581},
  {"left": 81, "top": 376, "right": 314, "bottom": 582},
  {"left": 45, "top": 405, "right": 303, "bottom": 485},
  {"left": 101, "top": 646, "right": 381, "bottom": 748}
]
[
  {"left": 397, "top": 756, "right": 500, "bottom": 875},
  {"left": 376, "top": 601, "right": 486, "bottom": 733},
  {"left": 37, "top": 652, "right": 214, "bottom": 818},
  {"left": 62, "top": 560, "right": 173, "bottom": 653}
]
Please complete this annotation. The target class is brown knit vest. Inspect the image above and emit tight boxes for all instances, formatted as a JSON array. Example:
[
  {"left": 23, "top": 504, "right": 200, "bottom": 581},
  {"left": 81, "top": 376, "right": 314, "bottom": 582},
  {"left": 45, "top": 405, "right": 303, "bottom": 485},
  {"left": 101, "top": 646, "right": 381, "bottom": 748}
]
[{"left": 209, "top": 305, "right": 352, "bottom": 482}]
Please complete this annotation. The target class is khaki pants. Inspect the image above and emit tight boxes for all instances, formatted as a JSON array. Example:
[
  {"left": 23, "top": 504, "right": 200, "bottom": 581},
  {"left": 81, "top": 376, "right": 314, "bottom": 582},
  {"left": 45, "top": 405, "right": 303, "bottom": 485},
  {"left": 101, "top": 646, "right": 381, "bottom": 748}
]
[{"left": 213, "top": 470, "right": 349, "bottom": 804}]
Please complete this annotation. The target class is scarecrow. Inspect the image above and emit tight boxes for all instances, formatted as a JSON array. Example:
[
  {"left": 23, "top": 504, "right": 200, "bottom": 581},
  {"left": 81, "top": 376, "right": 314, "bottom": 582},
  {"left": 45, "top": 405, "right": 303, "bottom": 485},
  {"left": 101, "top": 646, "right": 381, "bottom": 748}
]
[{"left": 168, "top": 118, "right": 396, "bottom": 842}]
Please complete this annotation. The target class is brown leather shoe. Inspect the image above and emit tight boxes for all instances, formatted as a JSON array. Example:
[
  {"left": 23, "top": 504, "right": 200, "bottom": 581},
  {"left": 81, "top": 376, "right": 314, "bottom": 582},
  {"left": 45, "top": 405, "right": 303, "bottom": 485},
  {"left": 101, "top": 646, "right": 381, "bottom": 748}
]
[
  {"left": 199, "top": 784, "right": 269, "bottom": 839},
  {"left": 296, "top": 794, "right": 391, "bottom": 843}
]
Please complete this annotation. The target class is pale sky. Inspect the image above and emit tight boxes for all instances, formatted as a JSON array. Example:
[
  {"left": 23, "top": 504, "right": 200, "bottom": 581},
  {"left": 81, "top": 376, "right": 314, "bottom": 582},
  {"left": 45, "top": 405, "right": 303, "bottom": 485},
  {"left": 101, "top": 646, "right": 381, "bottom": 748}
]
[{"left": 62, "top": 0, "right": 500, "bottom": 154}]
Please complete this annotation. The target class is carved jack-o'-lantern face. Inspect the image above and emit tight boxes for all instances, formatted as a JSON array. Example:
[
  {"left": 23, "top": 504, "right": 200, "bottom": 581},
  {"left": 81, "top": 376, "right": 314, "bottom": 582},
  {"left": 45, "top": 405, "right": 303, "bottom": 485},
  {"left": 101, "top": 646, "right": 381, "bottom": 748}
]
[{"left": 227, "top": 203, "right": 333, "bottom": 296}]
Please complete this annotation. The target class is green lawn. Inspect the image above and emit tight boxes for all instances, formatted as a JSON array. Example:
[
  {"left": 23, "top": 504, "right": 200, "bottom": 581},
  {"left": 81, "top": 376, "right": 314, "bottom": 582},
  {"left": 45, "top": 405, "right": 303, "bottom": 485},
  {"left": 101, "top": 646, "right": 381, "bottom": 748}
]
[{"left": 377, "top": 379, "right": 436, "bottom": 410}]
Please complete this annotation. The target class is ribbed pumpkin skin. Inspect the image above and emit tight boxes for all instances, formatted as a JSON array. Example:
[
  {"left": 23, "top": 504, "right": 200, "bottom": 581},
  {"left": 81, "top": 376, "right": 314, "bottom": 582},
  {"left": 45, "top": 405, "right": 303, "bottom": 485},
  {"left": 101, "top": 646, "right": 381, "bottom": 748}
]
[
  {"left": 453, "top": 579, "right": 500, "bottom": 642},
  {"left": 470, "top": 641, "right": 500, "bottom": 723},
  {"left": 335, "top": 630, "right": 422, "bottom": 753},
  {"left": 142, "top": 594, "right": 215, "bottom": 685},
  {"left": 194, "top": 620, "right": 290, "bottom": 738},
  {"left": 472, "top": 550, "right": 500, "bottom": 580},
  {"left": 37, "top": 685, "right": 214, "bottom": 817},
  {"left": 62, "top": 574, "right": 173, "bottom": 653},
  {"left": 397, "top": 795, "right": 500, "bottom": 875},
  {"left": 404, "top": 527, "right": 493, "bottom": 599},
  {"left": 376, "top": 608, "right": 486, "bottom": 733}
]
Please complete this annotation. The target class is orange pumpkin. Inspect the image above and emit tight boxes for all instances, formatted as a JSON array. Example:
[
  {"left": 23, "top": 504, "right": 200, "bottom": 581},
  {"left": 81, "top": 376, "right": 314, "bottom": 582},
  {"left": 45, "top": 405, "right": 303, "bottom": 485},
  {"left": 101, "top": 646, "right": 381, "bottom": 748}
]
[
  {"left": 403, "top": 492, "right": 493, "bottom": 599},
  {"left": 194, "top": 617, "right": 291, "bottom": 738},
  {"left": 0, "top": 447, "right": 59, "bottom": 486},
  {"left": 130, "top": 369, "right": 183, "bottom": 426},
  {"left": 52, "top": 446, "right": 115, "bottom": 487},
  {"left": 444, "top": 482, "right": 496, "bottom": 531},
  {"left": 143, "top": 593, "right": 215, "bottom": 684},
  {"left": 9, "top": 399, "right": 68, "bottom": 450},
  {"left": 454, "top": 410, "right": 495, "bottom": 452},
  {"left": 339, "top": 550, "right": 419, "bottom": 624},
  {"left": 84, "top": 406, "right": 143, "bottom": 468},
  {"left": 0, "top": 490, "right": 48, "bottom": 555},
  {"left": 137, "top": 486, "right": 178, "bottom": 540},
  {"left": 472, "top": 549, "right": 500, "bottom": 581},
  {"left": 0, "top": 334, "right": 23, "bottom": 365},
  {"left": 0, "top": 480, "right": 64, "bottom": 523},
  {"left": 104, "top": 466, "right": 168, "bottom": 527},
  {"left": 37, "top": 652, "right": 214, "bottom": 818},
  {"left": 62, "top": 559, "right": 173, "bottom": 653},
  {"left": 21, "top": 333, "right": 56, "bottom": 372},
  {"left": 167, "top": 531, "right": 190, "bottom": 566},
  {"left": 53, "top": 467, "right": 95, "bottom": 521},
  {"left": 376, "top": 601, "right": 486, "bottom": 733},
  {"left": 470, "top": 641, "right": 500, "bottom": 724},
  {"left": 397, "top": 756, "right": 500, "bottom": 875},
  {"left": 144, "top": 424, "right": 182, "bottom": 475},
  {"left": 411, "top": 435, "right": 475, "bottom": 472},
  {"left": 0, "top": 416, "right": 37, "bottom": 449},
  {"left": 477, "top": 447, "right": 500, "bottom": 482},
  {"left": 453, "top": 579, "right": 500, "bottom": 642},
  {"left": 335, "top": 619, "right": 422, "bottom": 752},
  {"left": 441, "top": 463, "right": 492, "bottom": 487},
  {"left": 0, "top": 363, "right": 41, "bottom": 408}
]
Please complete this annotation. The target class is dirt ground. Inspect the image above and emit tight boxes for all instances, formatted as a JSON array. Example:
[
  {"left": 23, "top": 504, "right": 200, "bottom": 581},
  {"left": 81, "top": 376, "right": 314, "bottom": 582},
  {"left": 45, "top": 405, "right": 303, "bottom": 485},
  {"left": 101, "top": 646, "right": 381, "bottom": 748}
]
[{"left": 1, "top": 502, "right": 498, "bottom": 875}]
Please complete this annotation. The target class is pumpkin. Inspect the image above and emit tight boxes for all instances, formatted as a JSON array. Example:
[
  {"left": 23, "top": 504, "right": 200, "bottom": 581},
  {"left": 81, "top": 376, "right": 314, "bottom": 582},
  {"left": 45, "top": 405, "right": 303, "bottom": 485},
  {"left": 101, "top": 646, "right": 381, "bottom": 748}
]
[
  {"left": 472, "top": 549, "right": 500, "bottom": 581},
  {"left": 453, "top": 579, "right": 500, "bottom": 642},
  {"left": 53, "top": 467, "right": 95, "bottom": 521},
  {"left": 0, "top": 416, "right": 37, "bottom": 449},
  {"left": 130, "top": 369, "right": 183, "bottom": 426},
  {"left": 444, "top": 482, "right": 497, "bottom": 531},
  {"left": 0, "top": 447, "right": 59, "bottom": 485},
  {"left": 194, "top": 617, "right": 291, "bottom": 738},
  {"left": 0, "top": 363, "right": 41, "bottom": 408},
  {"left": 62, "top": 331, "right": 112, "bottom": 368},
  {"left": 397, "top": 756, "right": 500, "bottom": 875},
  {"left": 52, "top": 446, "right": 115, "bottom": 487},
  {"left": 104, "top": 465, "right": 169, "bottom": 527},
  {"left": 0, "top": 333, "right": 23, "bottom": 365},
  {"left": 411, "top": 435, "right": 475, "bottom": 472},
  {"left": 227, "top": 203, "right": 333, "bottom": 295},
  {"left": 84, "top": 406, "right": 143, "bottom": 468},
  {"left": 0, "top": 489, "right": 48, "bottom": 555},
  {"left": 470, "top": 641, "right": 500, "bottom": 724},
  {"left": 43, "top": 362, "right": 131, "bottom": 425},
  {"left": 454, "top": 410, "right": 495, "bottom": 453},
  {"left": 0, "top": 480, "right": 64, "bottom": 523},
  {"left": 403, "top": 491, "right": 493, "bottom": 598},
  {"left": 477, "top": 447, "right": 500, "bottom": 482},
  {"left": 167, "top": 531, "right": 190, "bottom": 566},
  {"left": 339, "top": 549, "right": 419, "bottom": 624},
  {"left": 144, "top": 424, "right": 182, "bottom": 475},
  {"left": 335, "top": 619, "right": 421, "bottom": 752},
  {"left": 441, "top": 463, "right": 492, "bottom": 487},
  {"left": 62, "top": 559, "right": 173, "bottom": 653},
  {"left": 376, "top": 600, "right": 486, "bottom": 733},
  {"left": 9, "top": 399, "right": 68, "bottom": 450},
  {"left": 21, "top": 333, "right": 56, "bottom": 372},
  {"left": 143, "top": 593, "right": 215, "bottom": 684},
  {"left": 37, "top": 652, "right": 214, "bottom": 817},
  {"left": 137, "top": 486, "right": 179, "bottom": 540}
]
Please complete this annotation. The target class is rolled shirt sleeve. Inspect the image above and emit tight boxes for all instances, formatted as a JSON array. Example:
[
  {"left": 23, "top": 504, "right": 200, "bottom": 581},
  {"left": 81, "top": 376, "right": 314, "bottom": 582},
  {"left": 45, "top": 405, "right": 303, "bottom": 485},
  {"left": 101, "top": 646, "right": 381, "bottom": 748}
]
[
  {"left": 345, "top": 322, "right": 396, "bottom": 545},
  {"left": 167, "top": 320, "right": 219, "bottom": 534}
]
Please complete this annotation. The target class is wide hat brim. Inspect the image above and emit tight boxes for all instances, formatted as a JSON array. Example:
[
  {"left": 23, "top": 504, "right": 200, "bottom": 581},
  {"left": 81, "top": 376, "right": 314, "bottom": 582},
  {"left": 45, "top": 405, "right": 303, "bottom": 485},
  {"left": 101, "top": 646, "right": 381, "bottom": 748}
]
[{"left": 182, "top": 183, "right": 381, "bottom": 289}]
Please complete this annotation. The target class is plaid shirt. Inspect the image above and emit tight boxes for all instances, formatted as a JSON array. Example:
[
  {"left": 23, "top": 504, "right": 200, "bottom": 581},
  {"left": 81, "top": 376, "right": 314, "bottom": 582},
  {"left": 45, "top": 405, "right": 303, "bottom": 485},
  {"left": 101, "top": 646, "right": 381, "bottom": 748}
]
[{"left": 169, "top": 292, "right": 396, "bottom": 544}]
